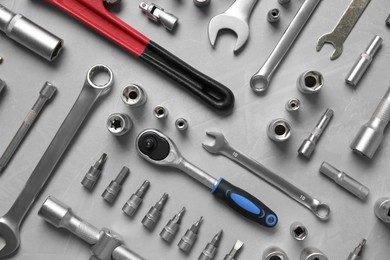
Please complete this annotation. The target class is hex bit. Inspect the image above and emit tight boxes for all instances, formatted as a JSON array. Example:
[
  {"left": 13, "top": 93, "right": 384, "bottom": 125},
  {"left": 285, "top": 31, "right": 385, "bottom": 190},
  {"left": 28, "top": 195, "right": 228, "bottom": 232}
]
[
  {"left": 298, "top": 108, "right": 334, "bottom": 158},
  {"left": 178, "top": 216, "right": 203, "bottom": 252},
  {"left": 160, "top": 207, "right": 185, "bottom": 243},
  {"left": 122, "top": 180, "right": 150, "bottom": 217},
  {"left": 0, "top": 82, "right": 56, "bottom": 173},
  {"left": 223, "top": 240, "right": 244, "bottom": 260},
  {"left": 81, "top": 153, "right": 108, "bottom": 190},
  {"left": 142, "top": 193, "right": 168, "bottom": 230},
  {"left": 347, "top": 239, "right": 366, "bottom": 260},
  {"left": 199, "top": 230, "right": 223, "bottom": 260},
  {"left": 102, "top": 166, "right": 130, "bottom": 204}
]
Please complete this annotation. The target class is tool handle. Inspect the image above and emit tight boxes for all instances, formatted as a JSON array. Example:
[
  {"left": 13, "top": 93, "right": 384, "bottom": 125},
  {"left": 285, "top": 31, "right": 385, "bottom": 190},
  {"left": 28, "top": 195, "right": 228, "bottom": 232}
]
[
  {"left": 212, "top": 178, "right": 277, "bottom": 227},
  {"left": 140, "top": 41, "right": 235, "bottom": 110}
]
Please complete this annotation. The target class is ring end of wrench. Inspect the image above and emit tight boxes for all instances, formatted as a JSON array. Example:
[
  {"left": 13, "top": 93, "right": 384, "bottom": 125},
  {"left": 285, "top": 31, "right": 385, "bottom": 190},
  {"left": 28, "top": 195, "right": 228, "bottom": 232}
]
[
  {"left": 312, "top": 202, "right": 331, "bottom": 221},
  {"left": 250, "top": 74, "right": 270, "bottom": 93}
]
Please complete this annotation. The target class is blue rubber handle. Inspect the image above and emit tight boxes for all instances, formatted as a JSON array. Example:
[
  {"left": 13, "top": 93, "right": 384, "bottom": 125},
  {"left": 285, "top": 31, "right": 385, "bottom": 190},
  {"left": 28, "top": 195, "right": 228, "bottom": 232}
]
[{"left": 212, "top": 178, "right": 278, "bottom": 227}]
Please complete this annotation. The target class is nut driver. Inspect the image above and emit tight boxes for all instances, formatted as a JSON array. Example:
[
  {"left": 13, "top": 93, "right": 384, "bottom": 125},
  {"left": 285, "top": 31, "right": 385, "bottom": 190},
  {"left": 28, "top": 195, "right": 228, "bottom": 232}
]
[
  {"left": 136, "top": 129, "right": 278, "bottom": 228},
  {"left": 43, "top": 0, "right": 234, "bottom": 111}
]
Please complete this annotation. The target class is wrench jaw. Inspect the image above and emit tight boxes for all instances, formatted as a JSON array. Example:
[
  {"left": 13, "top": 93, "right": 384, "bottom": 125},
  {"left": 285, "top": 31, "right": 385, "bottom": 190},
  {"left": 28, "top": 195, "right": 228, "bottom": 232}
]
[
  {"left": 0, "top": 215, "right": 20, "bottom": 258},
  {"left": 316, "top": 34, "right": 344, "bottom": 60},
  {"left": 208, "top": 14, "right": 249, "bottom": 53},
  {"left": 202, "top": 131, "right": 228, "bottom": 154}
]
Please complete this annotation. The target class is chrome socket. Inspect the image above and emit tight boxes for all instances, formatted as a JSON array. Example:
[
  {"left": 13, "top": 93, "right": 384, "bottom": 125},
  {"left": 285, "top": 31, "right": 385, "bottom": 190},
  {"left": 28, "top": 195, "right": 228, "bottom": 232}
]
[
  {"left": 122, "top": 180, "right": 150, "bottom": 217},
  {"left": 139, "top": 2, "right": 178, "bottom": 31},
  {"left": 286, "top": 98, "right": 300, "bottom": 112},
  {"left": 262, "top": 246, "right": 289, "bottom": 260},
  {"left": 267, "top": 9, "right": 280, "bottom": 23},
  {"left": 300, "top": 247, "right": 328, "bottom": 260},
  {"left": 267, "top": 119, "right": 291, "bottom": 142},
  {"left": 194, "top": 0, "right": 210, "bottom": 6},
  {"left": 81, "top": 153, "right": 108, "bottom": 191},
  {"left": 297, "top": 71, "right": 324, "bottom": 94},
  {"left": 121, "top": 84, "right": 147, "bottom": 107},
  {"left": 290, "top": 222, "right": 308, "bottom": 241},
  {"left": 142, "top": 193, "right": 168, "bottom": 230},
  {"left": 107, "top": 113, "right": 133, "bottom": 136},
  {"left": 102, "top": 166, "right": 129, "bottom": 204},
  {"left": 160, "top": 207, "right": 185, "bottom": 243},
  {"left": 154, "top": 106, "right": 168, "bottom": 119},
  {"left": 175, "top": 118, "right": 188, "bottom": 131},
  {"left": 374, "top": 197, "right": 390, "bottom": 224},
  {"left": 178, "top": 216, "right": 203, "bottom": 252}
]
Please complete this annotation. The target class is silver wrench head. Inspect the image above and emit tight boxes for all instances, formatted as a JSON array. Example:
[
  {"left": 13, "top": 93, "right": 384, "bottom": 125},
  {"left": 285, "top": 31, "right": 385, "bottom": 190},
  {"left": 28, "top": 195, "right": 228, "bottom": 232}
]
[
  {"left": 202, "top": 131, "right": 228, "bottom": 154},
  {"left": 86, "top": 64, "right": 114, "bottom": 94},
  {"left": 316, "top": 33, "right": 343, "bottom": 60},
  {"left": 208, "top": 14, "right": 249, "bottom": 53},
  {"left": 0, "top": 214, "right": 20, "bottom": 257}
]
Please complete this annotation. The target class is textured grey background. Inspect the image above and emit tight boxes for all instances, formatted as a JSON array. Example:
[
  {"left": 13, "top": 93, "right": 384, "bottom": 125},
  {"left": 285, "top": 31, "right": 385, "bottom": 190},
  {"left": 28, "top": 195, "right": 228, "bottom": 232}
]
[{"left": 1, "top": 0, "right": 390, "bottom": 259}]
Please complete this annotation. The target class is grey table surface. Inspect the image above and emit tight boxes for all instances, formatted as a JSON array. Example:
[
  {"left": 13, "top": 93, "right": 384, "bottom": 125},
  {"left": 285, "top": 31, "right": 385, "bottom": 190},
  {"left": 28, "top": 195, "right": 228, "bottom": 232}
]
[{"left": 1, "top": 0, "right": 390, "bottom": 259}]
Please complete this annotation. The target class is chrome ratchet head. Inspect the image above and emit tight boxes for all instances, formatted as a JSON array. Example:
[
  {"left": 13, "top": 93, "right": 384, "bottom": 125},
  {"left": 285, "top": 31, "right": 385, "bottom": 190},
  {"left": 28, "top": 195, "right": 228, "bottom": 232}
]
[
  {"left": 202, "top": 131, "right": 228, "bottom": 154},
  {"left": 136, "top": 129, "right": 183, "bottom": 167},
  {"left": 0, "top": 214, "right": 19, "bottom": 258},
  {"left": 208, "top": 14, "right": 249, "bottom": 53}
]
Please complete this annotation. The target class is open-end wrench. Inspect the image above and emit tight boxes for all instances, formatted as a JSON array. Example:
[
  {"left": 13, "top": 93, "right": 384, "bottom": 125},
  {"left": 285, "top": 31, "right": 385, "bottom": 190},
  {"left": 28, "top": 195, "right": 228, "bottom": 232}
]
[
  {"left": 208, "top": 0, "right": 259, "bottom": 53},
  {"left": 136, "top": 129, "right": 278, "bottom": 228},
  {"left": 43, "top": 0, "right": 234, "bottom": 111},
  {"left": 0, "top": 64, "right": 113, "bottom": 258},
  {"left": 202, "top": 131, "right": 330, "bottom": 221},
  {"left": 316, "top": 0, "right": 371, "bottom": 60}
]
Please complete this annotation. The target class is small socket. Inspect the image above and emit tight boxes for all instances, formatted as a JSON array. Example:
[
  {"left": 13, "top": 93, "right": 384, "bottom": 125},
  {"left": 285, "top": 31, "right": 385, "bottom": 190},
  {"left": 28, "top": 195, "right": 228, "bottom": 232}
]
[
  {"left": 267, "top": 8, "right": 280, "bottom": 23},
  {"left": 286, "top": 98, "right": 300, "bottom": 112},
  {"left": 374, "top": 197, "right": 390, "bottom": 224},
  {"left": 175, "top": 118, "right": 188, "bottom": 131},
  {"left": 300, "top": 247, "right": 328, "bottom": 260},
  {"left": 290, "top": 222, "right": 308, "bottom": 241},
  {"left": 262, "top": 246, "right": 289, "bottom": 260},
  {"left": 121, "top": 84, "right": 147, "bottom": 107},
  {"left": 154, "top": 106, "right": 168, "bottom": 119},
  {"left": 267, "top": 119, "right": 291, "bottom": 142},
  {"left": 297, "top": 71, "right": 324, "bottom": 94},
  {"left": 107, "top": 113, "right": 133, "bottom": 136}
]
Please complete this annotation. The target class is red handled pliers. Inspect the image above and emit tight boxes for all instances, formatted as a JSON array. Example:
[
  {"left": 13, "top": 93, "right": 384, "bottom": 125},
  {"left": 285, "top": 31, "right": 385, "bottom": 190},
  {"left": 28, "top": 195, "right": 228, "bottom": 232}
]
[{"left": 44, "top": 0, "right": 235, "bottom": 111}]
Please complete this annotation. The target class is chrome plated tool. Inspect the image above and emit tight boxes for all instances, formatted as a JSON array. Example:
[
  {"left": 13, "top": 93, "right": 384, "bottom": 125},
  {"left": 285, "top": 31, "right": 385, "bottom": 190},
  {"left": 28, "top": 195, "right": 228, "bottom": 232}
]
[
  {"left": 136, "top": 129, "right": 278, "bottom": 227},
  {"left": 0, "top": 64, "right": 113, "bottom": 258},
  {"left": 223, "top": 240, "right": 244, "bottom": 260},
  {"left": 316, "top": 0, "right": 371, "bottom": 60},
  {"left": 203, "top": 131, "right": 330, "bottom": 221}
]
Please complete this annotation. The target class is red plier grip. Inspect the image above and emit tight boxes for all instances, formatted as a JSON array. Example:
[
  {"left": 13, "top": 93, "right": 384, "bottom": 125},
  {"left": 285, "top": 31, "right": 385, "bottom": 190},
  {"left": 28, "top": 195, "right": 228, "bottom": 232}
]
[{"left": 45, "top": 0, "right": 235, "bottom": 111}]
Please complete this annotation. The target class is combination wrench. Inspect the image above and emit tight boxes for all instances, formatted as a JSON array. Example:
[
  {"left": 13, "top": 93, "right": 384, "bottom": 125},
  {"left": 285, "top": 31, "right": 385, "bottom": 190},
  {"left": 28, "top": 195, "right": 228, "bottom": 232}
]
[
  {"left": 0, "top": 64, "right": 113, "bottom": 258},
  {"left": 202, "top": 131, "right": 330, "bottom": 221},
  {"left": 136, "top": 129, "right": 278, "bottom": 228}
]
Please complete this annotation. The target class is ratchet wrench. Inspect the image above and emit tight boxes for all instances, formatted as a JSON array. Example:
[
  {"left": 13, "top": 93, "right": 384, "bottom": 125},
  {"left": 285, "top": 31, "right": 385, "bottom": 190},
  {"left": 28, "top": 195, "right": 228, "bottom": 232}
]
[
  {"left": 202, "top": 131, "right": 330, "bottom": 221},
  {"left": 136, "top": 129, "right": 278, "bottom": 228},
  {"left": 43, "top": 0, "right": 234, "bottom": 111},
  {"left": 0, "top": 65, "right": 113, "bottom": 258}
]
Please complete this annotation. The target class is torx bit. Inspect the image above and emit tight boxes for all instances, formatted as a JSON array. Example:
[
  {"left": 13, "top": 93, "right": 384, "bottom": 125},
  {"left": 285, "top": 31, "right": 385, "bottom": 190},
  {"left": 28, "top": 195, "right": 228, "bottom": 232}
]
[
  {"left": 0, "top": 82, "right": 57, "bottom": 173},
  {"left": 160, "top": 207, "right": 185, "bottom": 243},
  {"left": 199, "top": 230, "right": 223, "bottom": 260},
  {"left": 347, "top": 239, "right": 366, "bottom": 260},
  {"left": 178, "top": 216, "right": 203, "bottom": 252},
  {"left": 142, "top": 193, "right": 168, "bottom": 230},
  {"left": 122, "top": 180, "right": 150, "bottom": 217},
  {"left": 223, "top": 240, "right": 244, "bottom": 260},
  {"left": 102, "top": 166, "right": 130, "bottom": 204},
  {"left": 298, "top": 108, "right": 334, "bottom": 158},
  {"left": 81, "top": 153, "right": 108, "bottom": 190}
]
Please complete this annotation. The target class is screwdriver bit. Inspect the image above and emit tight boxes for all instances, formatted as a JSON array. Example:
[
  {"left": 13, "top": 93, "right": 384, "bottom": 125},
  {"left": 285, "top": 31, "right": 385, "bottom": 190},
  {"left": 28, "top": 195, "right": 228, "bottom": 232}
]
[
  {"left": 160, "top": 207, "right": 186, "bottom": 243},
  {"left": 224, "top": 240, "right": 244, "bottom": 260},
  {"left": 142, "top": 193, "right": 169, "bottom": 230},
  {"left": 199, "top": 230, "right": 223, "bottom": 260},
  {"left": 122, "top": 180, "right": 150, "bottom": 217},
  {"left": 347, "top": 239, "right": 366, "bottom": 260},
  {"left": 102, "top": 166, "right": 130, "bottom": 204},
  {"left": 81, "top": 153, "right": 107, "bottom": 190},
  {"left": 178, "top": 216, "right": 203, "bottom": 252}
]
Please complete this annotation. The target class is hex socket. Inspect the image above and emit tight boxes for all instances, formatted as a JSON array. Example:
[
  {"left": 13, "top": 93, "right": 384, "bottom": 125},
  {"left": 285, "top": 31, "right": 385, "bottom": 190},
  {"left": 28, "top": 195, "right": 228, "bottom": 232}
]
[
  {"left": 0, "top": 4, "right": 63, "bottom": 61},
  {"left": 374, "top": 197, "right": 390, "bottom": 224}
]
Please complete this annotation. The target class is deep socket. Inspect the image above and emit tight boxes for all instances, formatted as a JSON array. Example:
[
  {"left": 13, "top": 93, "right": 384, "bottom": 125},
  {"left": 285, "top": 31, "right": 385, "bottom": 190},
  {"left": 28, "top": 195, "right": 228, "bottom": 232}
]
[{"left": 122, "top": 180, "right": 150, "bottom": 217}]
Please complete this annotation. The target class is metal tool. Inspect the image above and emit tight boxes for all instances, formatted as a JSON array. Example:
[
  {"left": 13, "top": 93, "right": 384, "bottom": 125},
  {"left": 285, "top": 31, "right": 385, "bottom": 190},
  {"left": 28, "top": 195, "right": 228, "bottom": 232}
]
[
  {"left": 386, "top": 14, "right": 390, "bottom": 27},
  {"left": 267, "top": 119, "right": 291, "bottom": 142},
  {"left": 121, "top": 84, "right": 147, "bottom": 107},
  {"left": 139, "top": 2, "right": 179, "bottom": 31},
  {"left": 107, "top": 113, "right": 133, "bottom": 136},
  {"left": 278, "top": 0, "right": 290, "bottom": 4},
  {"left": 290, "top": 222, "right": 308, "bottom": 241},
  {"left": 38, "top": 196, "right": 145, "bottom": 260},
  {"left": 347, "top": 239, "right": 366, "bottom": 260},
  {"left": 44, "top": 0, "right": 234, "bottom": 111},
  {"left": 267, "top": 9, "right": 280, "bottom": 23},
  {"left": 0, "top": 57, "right": 3, "bottom": 64},
  {"left": 102, "top": 166, "right": 129, "bottom": 204},
  {"left": 298, "top": 109, "right": 334, "bottom": 159},
  {"left": 0, "top": 64, "right": 113, "bottom": 258},
  {"left": 250, "top": 0, "right": 322, "bottom": 92},
  {"left": 263, "top": 246, "right": 289, "bottom": 260},
  {"left": 81, "top": 153, "right": 108, "bottom": 190},
  {"left": 374, "top": 197, "right": 390, "bottom": 223},
  {"left": 297, "top": 71, "right": 324, "bottom": 94},
  {"left": 178, "top": 216, "right": 203, "bottom": 252},
  {"left": 0, "top": 82, "right": 57, "bottom": 173},
  {"left": 160, "top": 207, "right": 185, "bottom": 243},
  {"left": 316, "top": 0, "right": 371, "bottom": 60},
  {"left": 300, "top": 247, "right": 328, "bottom": 260},
  {"left": 286, "top": 98, "right": 300, "bottom": 112},
  {"left": 223, "top": 240, "right": 243, "bottom": 260},
  {"left": 0, "top": 79, "right": 5, "bottom": 95},
  {"left": 154, "top": 106, "right": 168, "bottom": 119},
  {"left": 199, "top": 230, "right": 223, "bottom": 260},
  {"left": 202, "top": 131, "right": 330, "bottom": 221},
  {"left": 346, "top": 36, "right": 383, "bottom": 87},
  {"left": 175, "top": 118, "right": 189, "bottom": 131},
  {"left": 0, "top": 4, "right": 63, "bottom": 61},
  {"left": 194, "top": 0, "right": 210, "bottom": 7},
  {"left": 137, "top": 129, "right": 278, "bottom": 227},
  {"left": 351, "top": 86, "right": 390, "bottom": 159},
  {"left": 319, "top": 162, "right": 369, "bottom": 200},
  {"left": 122, "top": 180, "right": 150, "bottom": 217},
  {"left": 208, "top": 0, "right": 259, "bottom": 53},
  {"left": 142, "top": 193, "right": 168, "bottom": 230}
]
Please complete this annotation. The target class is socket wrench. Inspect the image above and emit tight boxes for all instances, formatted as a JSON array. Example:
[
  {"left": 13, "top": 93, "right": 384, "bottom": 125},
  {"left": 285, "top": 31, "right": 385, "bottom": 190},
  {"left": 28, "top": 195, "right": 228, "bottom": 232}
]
[
  {"left": 250, "top": 0, "right": 322, "bottom": 92},
  {"left": 0, "top": 64, "right": 113, "bottom": 258},
  {"left": 203, "top": 131, "right": 330, "bottom": 221}
]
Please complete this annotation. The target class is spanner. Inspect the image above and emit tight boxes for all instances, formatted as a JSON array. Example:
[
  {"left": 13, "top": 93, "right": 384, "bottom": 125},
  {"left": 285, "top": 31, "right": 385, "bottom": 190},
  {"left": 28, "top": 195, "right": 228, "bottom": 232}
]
[
  {"left": 0, "top": 64, "right": 113, "bottom": 258},
  {"left": 208, "top": 0, "right": 259, "bottom": 53},
  {"left": 137, "top": 129, "right": 278, "bottom": 228},
  {"left": 316, "top": 0, "right": 371, "bottom": 60},
  {"left": 202, "top": 131, "right": 330, "bottom": 221}
]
